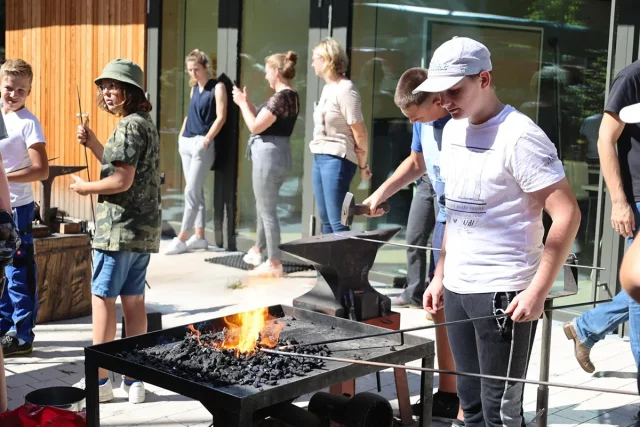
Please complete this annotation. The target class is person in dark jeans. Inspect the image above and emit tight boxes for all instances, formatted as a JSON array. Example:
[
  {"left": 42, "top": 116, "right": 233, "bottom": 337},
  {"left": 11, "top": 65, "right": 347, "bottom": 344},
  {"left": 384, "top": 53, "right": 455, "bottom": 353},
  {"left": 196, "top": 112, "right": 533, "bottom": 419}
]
[
  {"left": 0, "top": 59, "right": 49, "bottom": 357},
  {"left": 421, "top": 37, "right": 580, "bottom": 426},
  {"left": 613, "top": 101, "right": 640, "bottom": 426},
  {"left": 310, "top": 38, "right": 371, "bottom": 234},
  {"left": 564, "top": 59, "right": 640, "bottom": 374},
  {"left": 392, "top": 174, "right": 436, "bottom": 308}
]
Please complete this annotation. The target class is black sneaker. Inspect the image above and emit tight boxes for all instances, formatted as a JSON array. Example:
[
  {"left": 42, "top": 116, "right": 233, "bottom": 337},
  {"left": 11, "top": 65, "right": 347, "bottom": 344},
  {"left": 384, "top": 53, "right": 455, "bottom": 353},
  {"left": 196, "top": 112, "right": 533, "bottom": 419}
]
[
  {"left": 411, "top": 391, "right": 463, "bottom": 423},
  {"left": 2, "top": 336, "right": 33, "bottom": 357}
]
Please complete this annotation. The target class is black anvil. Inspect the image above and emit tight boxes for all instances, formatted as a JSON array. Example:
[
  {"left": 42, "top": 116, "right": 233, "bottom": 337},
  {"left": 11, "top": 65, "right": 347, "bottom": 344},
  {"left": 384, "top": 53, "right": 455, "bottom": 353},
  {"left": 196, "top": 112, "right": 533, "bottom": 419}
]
[{"left": 279, "top": 228, "right": 401, "bottom": 321}]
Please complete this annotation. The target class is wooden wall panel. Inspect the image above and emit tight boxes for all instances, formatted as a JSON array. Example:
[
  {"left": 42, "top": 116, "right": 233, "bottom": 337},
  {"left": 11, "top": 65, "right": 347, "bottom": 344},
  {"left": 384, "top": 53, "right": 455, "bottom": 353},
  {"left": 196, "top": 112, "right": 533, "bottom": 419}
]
[{"left": 5, "top": 0, "right": 146, "bottom": 222}]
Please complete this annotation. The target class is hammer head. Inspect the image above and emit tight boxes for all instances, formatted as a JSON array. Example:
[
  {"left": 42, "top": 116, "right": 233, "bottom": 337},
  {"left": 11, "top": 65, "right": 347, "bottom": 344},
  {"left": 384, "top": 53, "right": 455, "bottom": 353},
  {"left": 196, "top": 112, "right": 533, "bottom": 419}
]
[{"left": 341, "top": 192, "right": 356, "bottom": 227}]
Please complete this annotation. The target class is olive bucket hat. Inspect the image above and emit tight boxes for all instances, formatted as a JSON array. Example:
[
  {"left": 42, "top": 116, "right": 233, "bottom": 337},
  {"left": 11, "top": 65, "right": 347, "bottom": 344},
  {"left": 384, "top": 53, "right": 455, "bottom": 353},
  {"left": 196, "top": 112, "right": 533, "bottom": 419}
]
[{"left": 94, "top": 59, "right": 144, "bottom": 91}]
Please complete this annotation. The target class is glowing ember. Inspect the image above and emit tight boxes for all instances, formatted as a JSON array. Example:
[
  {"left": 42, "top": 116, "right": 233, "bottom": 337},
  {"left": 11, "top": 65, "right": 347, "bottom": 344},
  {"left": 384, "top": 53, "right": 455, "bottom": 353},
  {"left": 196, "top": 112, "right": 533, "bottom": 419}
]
[{"left": 188, "top": 308, "right": 283, "bottom": 356}]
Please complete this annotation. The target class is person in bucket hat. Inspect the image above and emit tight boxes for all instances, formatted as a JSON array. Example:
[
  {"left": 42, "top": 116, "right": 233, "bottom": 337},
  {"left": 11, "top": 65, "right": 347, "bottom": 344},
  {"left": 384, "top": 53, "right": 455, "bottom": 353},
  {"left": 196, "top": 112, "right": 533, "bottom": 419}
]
[
  {"left": 70, "top": 59, "right": 161, "bottom": 405},
  {"left": 420, "top": 37, "right": 580, "bottom": 425}
]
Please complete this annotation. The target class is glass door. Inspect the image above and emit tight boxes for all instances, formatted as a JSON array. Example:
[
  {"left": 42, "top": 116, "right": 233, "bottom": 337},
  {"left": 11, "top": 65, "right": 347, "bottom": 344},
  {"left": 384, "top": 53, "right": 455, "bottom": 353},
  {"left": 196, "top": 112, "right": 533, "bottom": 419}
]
[
  {"left": 235, "top": 0, "right": 312, "bottom": 247},
  {"left": 158, "top": 0, "right": 219, "bottom": 234},
  {"left": 350, "top": 0, "right": 612, "bottom": 298}
]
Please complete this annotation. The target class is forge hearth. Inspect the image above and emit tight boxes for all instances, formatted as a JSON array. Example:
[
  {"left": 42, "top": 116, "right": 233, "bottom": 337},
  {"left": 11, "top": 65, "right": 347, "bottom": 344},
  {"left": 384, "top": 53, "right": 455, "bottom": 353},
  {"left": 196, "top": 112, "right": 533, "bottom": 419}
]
[
  {"left": 119, "top": 315, "right": 332, "bottom": 388},
  {"left": 84, "top": 305, "right": 434, "bottom": 427}
]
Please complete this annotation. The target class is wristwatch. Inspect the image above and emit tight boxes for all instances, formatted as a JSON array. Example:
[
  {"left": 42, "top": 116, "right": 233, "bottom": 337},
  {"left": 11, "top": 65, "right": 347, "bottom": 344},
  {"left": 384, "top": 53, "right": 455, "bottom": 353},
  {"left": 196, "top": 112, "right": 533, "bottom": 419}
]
[
  {"left": 203, "top": 137, "right": 211, "bottom": 144},
  {"left": 359, "top": 163, "right": 369, "bottom": 170}
]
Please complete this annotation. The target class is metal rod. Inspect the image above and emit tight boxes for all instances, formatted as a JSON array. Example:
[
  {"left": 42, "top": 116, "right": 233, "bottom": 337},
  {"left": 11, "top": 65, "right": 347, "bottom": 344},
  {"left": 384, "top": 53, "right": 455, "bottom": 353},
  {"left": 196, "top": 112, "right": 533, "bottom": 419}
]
[
  {"left": 336, "top": 234, "right": 606, "bottom": 271},
  {"left": 278, "top": 299, "right": 612, "bottom": 350},
  {"left": 537, "top": 299, "right": 553, "bottom": 427},
  {"left": 261, "top": 349, "right": 638, "bottom": 397}
]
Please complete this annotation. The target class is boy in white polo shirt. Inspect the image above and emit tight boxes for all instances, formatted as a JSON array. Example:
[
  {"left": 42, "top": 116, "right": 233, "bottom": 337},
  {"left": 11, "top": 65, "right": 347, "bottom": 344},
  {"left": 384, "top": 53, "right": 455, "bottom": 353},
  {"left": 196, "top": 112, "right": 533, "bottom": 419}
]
[
  {"left": 0, "top": 59, "right": 49, "bottom": 357},
  {"left": 420, "top": 38, "right": 580, "bottom": 425}
]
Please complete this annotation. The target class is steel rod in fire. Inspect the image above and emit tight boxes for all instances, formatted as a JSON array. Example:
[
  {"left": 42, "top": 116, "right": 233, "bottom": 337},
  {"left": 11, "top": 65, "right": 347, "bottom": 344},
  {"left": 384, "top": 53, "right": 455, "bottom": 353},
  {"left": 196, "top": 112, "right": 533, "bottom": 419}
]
[
  {"left": 335, "top": 234, "right": 605, "bottom": 271},
  {"left": 277, "top": 299, "right": 612, "bottom": 350},
  {"left": 262, "top": 349, "right": 638, "bottom": 397}
]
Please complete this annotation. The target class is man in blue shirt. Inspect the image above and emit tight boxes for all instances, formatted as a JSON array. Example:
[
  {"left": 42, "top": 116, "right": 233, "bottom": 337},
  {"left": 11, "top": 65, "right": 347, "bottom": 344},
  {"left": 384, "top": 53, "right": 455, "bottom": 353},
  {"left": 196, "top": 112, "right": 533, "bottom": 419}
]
[{"left": 364, "top": 67, "right": 462, "bottom": 424}]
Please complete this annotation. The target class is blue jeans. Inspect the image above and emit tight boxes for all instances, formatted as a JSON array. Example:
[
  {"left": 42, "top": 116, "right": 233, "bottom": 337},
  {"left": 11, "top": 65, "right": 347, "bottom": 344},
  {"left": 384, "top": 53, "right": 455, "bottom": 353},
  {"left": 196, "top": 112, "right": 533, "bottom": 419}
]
[
  {"left": 0, "top": 202, "right": 37, "bottom": 343},
  {"left": 312, "top": 154, "right": 356, "bottom": 234},
  {"left": 574, "top": 201, "right": 640, "bottom": 366}
]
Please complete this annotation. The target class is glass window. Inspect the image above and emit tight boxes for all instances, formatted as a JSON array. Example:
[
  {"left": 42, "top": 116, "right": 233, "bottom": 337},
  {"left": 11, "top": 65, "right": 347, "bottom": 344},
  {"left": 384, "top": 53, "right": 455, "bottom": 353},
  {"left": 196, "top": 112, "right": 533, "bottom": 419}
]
[
  {"left": 350, "top": 0, "right": 611, "bottom": 311},
  {"left": 236, "top": 0, "right": 310, "bottom": 245},
  {"left": 159, "top": 0, "right": 219, "bottom": 233}
]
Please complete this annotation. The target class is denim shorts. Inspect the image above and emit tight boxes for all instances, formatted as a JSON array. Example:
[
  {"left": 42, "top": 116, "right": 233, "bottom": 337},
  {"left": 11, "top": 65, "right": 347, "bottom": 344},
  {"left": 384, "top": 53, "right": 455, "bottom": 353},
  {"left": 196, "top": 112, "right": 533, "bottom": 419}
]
[{"left": 91, "top": 250, "right": 150, "bottom": 298}]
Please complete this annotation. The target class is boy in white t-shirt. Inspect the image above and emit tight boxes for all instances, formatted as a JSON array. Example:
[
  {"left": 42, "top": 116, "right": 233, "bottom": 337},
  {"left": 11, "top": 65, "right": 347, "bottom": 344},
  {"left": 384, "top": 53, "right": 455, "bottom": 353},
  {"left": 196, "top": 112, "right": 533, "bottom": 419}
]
[
  {"left": 419, "top": 38, "right": 580, "bottom": 425},
  {"left": 0, "top": 59, "right": 49, "bottom": 357}
]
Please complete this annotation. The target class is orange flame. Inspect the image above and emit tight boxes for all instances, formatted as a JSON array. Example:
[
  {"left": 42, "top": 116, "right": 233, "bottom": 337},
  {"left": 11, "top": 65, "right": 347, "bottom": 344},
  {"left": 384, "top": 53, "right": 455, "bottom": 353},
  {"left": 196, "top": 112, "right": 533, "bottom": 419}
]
[{"left": 187, "top": 308, "right": 283, "bottom": 356}]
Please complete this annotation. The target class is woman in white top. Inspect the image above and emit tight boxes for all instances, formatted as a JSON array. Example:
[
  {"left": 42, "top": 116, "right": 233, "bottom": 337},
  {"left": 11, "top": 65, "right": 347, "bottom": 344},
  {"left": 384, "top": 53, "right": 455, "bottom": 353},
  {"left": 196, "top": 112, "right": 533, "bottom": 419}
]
[{"left": 309, "top": 38, "right": 371, "bottom": 234}]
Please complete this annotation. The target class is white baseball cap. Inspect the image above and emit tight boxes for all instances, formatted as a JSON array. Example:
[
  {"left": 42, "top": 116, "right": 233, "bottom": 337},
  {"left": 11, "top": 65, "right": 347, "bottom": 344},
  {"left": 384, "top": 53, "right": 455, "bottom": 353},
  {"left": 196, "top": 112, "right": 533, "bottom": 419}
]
[
  {"left": 413, "top": 37, "right": 493, "bottom": 93},
  {"left": 620, "top": 103, "right": 640, "bottom": 124}
]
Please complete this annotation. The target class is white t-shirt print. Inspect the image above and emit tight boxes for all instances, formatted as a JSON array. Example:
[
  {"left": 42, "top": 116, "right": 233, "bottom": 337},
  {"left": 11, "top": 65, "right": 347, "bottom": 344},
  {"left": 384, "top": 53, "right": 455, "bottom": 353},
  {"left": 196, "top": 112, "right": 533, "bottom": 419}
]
[
  {"left": 0, "top": 108, "right": 46, "bottom": 207},
  {"left": 440, "top": 105, "right": 565, "bottom": 294}
]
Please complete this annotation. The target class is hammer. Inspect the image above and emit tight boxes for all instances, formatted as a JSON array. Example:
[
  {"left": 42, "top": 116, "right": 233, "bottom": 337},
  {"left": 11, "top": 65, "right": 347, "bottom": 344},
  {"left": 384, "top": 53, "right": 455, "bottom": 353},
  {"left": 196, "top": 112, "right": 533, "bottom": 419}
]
[{"left": 341, "top": 192, "right": 390, "bottom": 227}]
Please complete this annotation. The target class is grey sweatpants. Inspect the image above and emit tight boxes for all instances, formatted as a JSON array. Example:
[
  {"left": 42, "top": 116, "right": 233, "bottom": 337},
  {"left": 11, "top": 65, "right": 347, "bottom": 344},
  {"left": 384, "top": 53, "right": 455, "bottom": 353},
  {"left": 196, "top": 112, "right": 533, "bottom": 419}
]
[
  {"left": 250, "top": 136, "right": 291, "bottom": 260},
  {"left": 179, "top": 135, "right": 215, "bottom": 231},
  {"left": 444, "top": 288, "right": 536, "bottom": 427},
  {"left": 400, "top": 175, "right": 436, "bottom": 305}
]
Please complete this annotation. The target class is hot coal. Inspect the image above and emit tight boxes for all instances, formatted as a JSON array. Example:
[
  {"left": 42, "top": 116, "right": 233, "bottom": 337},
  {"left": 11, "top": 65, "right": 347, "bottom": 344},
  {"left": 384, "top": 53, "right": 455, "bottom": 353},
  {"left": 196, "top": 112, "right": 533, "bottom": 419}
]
[{"left": 118, "top": 327, "right": 331, "bottom": 389}]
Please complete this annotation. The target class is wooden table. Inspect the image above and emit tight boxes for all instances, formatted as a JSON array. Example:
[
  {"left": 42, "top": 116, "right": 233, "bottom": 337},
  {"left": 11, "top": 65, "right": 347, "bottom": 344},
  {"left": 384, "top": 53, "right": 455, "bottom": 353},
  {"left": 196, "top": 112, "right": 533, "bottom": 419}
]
[{"left": 34, "top": 233, "right": 92, "bottom": 323}]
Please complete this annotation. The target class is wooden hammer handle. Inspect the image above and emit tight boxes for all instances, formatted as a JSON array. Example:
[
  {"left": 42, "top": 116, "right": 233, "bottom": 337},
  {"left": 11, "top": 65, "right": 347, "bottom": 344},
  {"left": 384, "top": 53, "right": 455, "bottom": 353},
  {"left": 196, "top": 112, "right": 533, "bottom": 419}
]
[{"left": 353, "top": 202, "right": 390, "bottom": 215}]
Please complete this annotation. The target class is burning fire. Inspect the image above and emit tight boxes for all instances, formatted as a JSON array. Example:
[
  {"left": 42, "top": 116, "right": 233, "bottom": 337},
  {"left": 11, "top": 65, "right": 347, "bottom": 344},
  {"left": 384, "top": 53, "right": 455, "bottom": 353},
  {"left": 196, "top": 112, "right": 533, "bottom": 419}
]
[{"left": 188, "top": 308, "right": 283, "bottom": 355}]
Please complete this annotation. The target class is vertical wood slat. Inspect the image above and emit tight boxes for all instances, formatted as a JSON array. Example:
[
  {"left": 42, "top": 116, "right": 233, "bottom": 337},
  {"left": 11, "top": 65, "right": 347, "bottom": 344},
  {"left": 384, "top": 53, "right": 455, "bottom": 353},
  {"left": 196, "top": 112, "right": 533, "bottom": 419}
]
[{"left": 5, "top": 0, "right": 146, "bottom": 222}]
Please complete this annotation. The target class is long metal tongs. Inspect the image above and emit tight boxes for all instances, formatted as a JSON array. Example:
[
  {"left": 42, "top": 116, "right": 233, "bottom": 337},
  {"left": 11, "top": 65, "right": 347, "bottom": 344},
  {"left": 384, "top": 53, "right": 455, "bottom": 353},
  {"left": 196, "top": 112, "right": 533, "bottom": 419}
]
[
  {"left": 261, "top": 349, "right": 638, "bottom": 397},
  {"left": 277, "top": 299, "right": 612, "bottom": 350}
]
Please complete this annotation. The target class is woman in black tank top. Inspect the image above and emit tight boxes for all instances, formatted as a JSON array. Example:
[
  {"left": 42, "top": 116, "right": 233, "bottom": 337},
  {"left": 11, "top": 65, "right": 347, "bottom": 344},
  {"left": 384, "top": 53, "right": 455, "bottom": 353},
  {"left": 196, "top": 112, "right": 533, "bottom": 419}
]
[
  {"left": 165, "top": 49, "right": 228, "bottom": 255},
  {"left": 232, "top": 51, "right": 300, "bottom": 278}
]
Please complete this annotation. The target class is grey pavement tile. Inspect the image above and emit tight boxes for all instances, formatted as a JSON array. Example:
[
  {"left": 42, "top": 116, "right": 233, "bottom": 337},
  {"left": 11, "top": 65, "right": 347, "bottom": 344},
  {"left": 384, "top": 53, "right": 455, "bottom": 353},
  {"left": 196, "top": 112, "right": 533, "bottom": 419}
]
[
  {"left": 586, "top": 410, "right": 639, "bottom": 426},
  {"left": 540, "top": 413, "right": 579, "bottom": 426},
  {"left": 6, "top": 384, "right": 36, "bottom": 409},
  {"left": 167, "top": 406, "right": 213, "bottom": 426},
  {"left": 553, "top": 404, "right": 606, "bottom": 423},
  {"left": 101, "top": 399, "right": 200, "bottom": 426},
  {"left": 25, "top": 366, "right": 69, "bottom": 382},
  {"left": 6, "top": 372, "right": 37, "bottom": 388},
  {"left": 609, "top": 401, "right": 640, "bottom": 420},
  {"left": 4, "top": 361, "right": 60, "bottom": 374}
]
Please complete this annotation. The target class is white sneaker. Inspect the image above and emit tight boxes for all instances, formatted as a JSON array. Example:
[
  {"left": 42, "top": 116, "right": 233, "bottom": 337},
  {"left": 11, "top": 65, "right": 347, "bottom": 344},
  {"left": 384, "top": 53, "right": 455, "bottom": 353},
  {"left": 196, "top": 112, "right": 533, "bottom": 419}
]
[
  {"left": 242, "top": 248, "right": 263, "bottom": 266},
  {"left": 186, "top": 235, "right": 208, "bottom": 250},
  {"left": 248, "top": 261, "right": 284, "bottom": 278},
  {"left": 74, "top": 377, "right": 114, "bottom": 403},
  {"left": 121, "top": 376, "right": 146, "bottom": 404},
  {"left": 164, "top": 237, "right": 188, "bottom": 255}
]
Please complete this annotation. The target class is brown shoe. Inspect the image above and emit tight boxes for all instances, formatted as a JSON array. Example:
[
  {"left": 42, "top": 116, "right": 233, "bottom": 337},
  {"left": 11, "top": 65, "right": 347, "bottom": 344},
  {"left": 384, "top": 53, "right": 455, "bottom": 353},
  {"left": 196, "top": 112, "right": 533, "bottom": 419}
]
[{"left": 563, "top": 322, "right": 595, "bottom": 373}]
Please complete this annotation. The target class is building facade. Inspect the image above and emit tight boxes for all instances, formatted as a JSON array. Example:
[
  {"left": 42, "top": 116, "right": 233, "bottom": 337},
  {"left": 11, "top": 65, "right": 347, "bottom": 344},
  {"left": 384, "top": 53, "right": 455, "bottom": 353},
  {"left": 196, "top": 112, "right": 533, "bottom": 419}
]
[{"left": 5, "top": 0, "right": 640, "bottom": 319}]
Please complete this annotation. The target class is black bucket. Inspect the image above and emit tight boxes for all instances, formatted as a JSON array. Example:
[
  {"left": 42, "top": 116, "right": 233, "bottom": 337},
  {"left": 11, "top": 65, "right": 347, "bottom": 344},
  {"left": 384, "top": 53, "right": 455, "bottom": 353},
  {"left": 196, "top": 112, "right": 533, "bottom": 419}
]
[{"left": 25, "top": 387, "right": 85, "bottom": 412}]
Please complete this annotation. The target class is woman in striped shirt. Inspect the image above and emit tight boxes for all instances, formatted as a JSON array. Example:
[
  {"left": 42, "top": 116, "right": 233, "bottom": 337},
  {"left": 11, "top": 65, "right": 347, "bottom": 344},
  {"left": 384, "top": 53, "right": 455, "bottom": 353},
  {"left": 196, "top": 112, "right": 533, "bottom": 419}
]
[{"left": 310, "top": 38, "right": 371, "bottom": 234}]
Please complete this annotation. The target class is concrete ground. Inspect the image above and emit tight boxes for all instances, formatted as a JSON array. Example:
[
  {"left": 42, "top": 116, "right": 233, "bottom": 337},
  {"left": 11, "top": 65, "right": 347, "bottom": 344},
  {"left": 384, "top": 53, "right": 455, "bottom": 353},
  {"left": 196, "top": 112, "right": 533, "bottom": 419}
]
[{"left": 3, "top": 240, "right": 639, "bottom": 426}]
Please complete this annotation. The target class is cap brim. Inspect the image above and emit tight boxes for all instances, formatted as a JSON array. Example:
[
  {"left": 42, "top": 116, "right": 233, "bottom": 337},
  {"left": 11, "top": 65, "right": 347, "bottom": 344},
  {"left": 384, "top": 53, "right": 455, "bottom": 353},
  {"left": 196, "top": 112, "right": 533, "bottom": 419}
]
[
  {"left": 412, "top": 76, "right": 464, "bottom": 94},
  {"left": 620, "top": 103, "right": 640, "bottom": 124}
]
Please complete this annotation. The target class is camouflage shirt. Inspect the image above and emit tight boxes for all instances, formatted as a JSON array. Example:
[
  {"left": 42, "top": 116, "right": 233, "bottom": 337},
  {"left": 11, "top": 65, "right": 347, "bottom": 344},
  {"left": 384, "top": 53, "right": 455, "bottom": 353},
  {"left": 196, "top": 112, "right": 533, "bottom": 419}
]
[{"left": 93, "top": 111, "right": 161, "bottom": 253}]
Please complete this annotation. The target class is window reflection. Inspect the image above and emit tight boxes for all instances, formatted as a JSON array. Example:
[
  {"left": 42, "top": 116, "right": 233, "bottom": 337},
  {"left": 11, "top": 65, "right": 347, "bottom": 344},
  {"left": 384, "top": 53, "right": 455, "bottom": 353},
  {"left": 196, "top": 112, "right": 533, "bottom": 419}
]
[
  {"left": 351, "top": 0, "right": 610, "bottom": 308},
  {"left": 236, "top": 0, "right": 310, "bottom": 245},
  {"left": 159, "top": 0, "right": 219, "bottom": 232}
]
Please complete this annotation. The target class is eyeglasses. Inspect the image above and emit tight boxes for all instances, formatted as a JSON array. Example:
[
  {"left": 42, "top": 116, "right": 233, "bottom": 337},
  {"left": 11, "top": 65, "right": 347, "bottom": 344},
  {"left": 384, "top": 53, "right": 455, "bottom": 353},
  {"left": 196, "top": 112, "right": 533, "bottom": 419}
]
[
  {"left": 311, "top": 55, "right": 323, "bottom": 62},
  {"left": 97, "top": 82, "right": 120, "bottom": 93}
]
